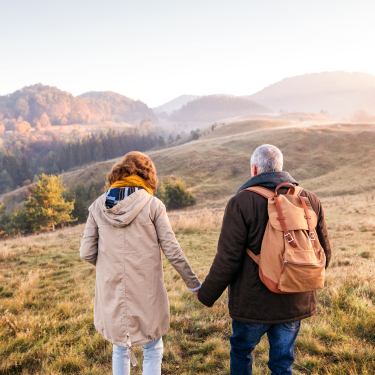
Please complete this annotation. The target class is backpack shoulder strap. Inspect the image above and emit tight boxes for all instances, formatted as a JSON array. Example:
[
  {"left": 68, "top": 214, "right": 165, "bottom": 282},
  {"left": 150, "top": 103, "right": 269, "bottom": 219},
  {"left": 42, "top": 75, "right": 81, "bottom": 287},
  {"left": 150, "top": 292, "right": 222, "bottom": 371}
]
[
  {"left": 246, "top": 248, "right": 260, "bottom": 265},
  {"left": 291, "top": 186, "right": 304, "bottom": 196},
  {"left": 244, "top": 186, "right": 274, "bottom": 199}
]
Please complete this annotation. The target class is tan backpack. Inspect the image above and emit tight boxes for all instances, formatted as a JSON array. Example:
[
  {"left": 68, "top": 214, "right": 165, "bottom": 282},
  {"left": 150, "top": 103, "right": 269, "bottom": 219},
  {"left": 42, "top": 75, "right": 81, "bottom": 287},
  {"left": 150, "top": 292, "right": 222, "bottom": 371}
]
[{"left": 245, "top": 182, "right": 326, "bottom": 294}]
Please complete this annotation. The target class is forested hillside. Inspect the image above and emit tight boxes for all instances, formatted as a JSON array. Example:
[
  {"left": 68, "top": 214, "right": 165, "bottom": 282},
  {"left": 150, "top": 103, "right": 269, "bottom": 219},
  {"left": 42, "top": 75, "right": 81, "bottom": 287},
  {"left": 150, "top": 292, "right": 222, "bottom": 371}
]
[
  {"left": 79, "top": 91, "right": 157, "bottom": 123},
  {"left": 0, "top": 84, "right": 156, "bottom": 128},
  {"left": 169, "top": 95, "right": 270, "bottom": 121},
  {"left": 0, "top": 127, "right": 158, "bottom": 194}
]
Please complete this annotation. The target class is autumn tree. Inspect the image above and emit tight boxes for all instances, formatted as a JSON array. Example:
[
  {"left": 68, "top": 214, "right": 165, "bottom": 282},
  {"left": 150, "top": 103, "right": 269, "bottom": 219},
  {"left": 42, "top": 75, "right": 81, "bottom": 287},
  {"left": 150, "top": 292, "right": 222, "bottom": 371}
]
[
  {"left": 15, "top": 97, "right": 29, "bottom": 118},
  {"left": 23, "top": 174, "right": 75, "bottom": 232},
  {"left": 15, "top": 121, "right": 31, "bottom": 134},
  {"left": 39, "top": 112, "right": 51, "bottom": 128}
]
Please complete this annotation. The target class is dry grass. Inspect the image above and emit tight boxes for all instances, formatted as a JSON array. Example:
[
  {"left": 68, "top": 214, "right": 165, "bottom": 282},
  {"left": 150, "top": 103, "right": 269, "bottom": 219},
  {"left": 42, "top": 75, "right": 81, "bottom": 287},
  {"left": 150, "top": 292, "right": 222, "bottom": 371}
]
[
  {"left": 169, "top": 208, "right": 224, "bottom": 234},
  {"left": 1, "top": 192, "right": 375, "bottom": 374}
]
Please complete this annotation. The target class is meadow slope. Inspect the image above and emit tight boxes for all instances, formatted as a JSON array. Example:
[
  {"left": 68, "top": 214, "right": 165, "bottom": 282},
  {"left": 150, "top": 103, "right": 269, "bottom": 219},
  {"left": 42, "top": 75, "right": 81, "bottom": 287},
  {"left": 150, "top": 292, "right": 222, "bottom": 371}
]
[
  {"left": 51, "top": 121, "right": 375, "bottom": 201},
  {"left": 1, "top": 119, "right": 375, "bottom": 373},
  {"left": 1, "top": 194, "right": 375, "bottom": 374},
  {"left": 2, "top": 120, "right": 375, "bottom": 212}
]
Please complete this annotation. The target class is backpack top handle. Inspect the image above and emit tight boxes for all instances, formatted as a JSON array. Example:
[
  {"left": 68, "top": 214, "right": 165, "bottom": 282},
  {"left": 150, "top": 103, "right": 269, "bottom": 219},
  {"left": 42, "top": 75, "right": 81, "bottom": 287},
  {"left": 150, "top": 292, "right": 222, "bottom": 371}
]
[{"left": 275, "top": 182, "right": 295, "bottom": 197}]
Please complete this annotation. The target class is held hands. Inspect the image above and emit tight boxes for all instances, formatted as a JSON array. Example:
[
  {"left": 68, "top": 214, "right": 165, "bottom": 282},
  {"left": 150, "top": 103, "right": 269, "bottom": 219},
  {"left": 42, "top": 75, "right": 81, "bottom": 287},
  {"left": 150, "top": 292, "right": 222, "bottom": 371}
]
[{"left": 191, "top": 290, "right": 209, "bottom": 308}]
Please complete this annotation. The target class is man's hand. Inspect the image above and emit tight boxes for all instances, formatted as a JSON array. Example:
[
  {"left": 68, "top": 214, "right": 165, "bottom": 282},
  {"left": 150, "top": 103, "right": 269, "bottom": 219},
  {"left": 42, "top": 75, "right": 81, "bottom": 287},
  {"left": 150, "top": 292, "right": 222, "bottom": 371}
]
[{"left": 192, "top": 290, "right": 210, "bottom": 308}]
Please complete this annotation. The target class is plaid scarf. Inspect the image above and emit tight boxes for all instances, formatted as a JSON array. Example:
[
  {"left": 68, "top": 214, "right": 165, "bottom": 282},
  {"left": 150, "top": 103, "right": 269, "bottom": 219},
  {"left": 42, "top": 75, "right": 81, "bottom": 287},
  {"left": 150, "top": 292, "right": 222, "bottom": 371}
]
[{"left": 105, "top": 187, "right": 143, "bottom": 209}]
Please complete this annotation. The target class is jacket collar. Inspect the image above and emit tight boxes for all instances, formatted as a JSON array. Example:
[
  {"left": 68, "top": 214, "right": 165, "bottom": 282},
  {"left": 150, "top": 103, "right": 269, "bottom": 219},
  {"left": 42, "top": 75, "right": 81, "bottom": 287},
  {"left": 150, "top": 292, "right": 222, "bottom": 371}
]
[{"left": 236, "top": 171, "right": 298, "bottom": 194}]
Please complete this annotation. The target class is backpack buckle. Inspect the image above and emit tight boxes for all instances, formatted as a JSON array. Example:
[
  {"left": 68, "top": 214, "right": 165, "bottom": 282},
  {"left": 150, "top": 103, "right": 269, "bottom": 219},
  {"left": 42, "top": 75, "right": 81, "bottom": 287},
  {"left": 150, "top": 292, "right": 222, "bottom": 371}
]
[
  {"left": 284, "top": 233, "right": 294, "bottom": 243},
  {"left": 309, "top": 232, "right": 316, "bottom": 241}
]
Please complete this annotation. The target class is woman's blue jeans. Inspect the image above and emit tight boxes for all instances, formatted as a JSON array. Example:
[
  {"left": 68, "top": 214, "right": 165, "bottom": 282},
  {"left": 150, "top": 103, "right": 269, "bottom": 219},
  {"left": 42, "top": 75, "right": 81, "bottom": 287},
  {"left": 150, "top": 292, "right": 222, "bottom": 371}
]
[
  {"left": 112, "top": 337, "right": 163, "bottom": 375},
  {"left": 230, "top": 319, "right": 301, "bottom": 375}
]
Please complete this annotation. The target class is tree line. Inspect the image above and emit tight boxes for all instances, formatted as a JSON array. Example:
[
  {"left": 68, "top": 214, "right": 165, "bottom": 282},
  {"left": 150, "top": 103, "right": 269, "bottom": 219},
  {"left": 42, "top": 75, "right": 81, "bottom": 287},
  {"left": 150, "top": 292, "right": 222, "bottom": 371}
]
[
  {"left": 0, "top": 127, "right": 158, "bottom": 194},
  {"left": 57, "top": 128, "right": 156, "bottom": 172},
  {"left": 0, "top": 174, "right": 196, "bottom": 238},
  {"left": 0, "top": 175, "right": 104, "bottom": 237}
]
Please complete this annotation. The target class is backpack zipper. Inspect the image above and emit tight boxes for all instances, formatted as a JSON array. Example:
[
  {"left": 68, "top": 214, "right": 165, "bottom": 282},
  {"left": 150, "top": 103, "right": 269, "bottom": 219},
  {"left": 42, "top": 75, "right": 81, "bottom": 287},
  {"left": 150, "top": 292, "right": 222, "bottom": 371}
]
[{"left": 281, "top": 259, "right": 325, "bottom": 274}]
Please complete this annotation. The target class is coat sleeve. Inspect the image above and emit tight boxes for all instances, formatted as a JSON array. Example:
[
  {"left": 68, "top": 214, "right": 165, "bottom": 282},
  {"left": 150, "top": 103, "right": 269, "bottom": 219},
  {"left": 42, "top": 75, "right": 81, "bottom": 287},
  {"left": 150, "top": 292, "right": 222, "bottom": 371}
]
[
  {"left": 153, "top": 203, "right": 201, "bottom": 290},
  {"left": 315, "top": 201, "right": 331, "bottom": 268},
  {"left": 198, "top": 197, "right": 249, "bottom": 307},
  {"left": 303, "top": 191, "right": 331, "bottom": 268},
  {"left": 80, "top": 212, "right": 99, "bottom": 266}
]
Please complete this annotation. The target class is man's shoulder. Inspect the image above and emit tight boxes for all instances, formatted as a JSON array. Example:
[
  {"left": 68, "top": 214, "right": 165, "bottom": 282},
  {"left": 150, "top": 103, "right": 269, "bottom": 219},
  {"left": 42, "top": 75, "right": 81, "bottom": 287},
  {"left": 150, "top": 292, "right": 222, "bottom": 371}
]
[
  {"left": 299, "top": 188, "right": 320, "bottom": 202},
  {"left": 299, "top": 188, "right": 323, "bottom": 216},
  {"left": 231, "top": 188, "right": 265, "bottom": 202},
  {"left": 227, "top": 189, "right": 269, "bottom": 212}
]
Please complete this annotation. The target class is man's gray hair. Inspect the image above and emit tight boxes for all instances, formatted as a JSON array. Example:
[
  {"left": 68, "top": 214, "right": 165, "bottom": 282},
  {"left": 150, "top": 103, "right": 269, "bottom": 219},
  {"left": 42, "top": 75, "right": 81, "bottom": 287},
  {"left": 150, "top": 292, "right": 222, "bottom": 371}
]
[{"left": 250, "top": 144, "right": 283, "bottom": 173}]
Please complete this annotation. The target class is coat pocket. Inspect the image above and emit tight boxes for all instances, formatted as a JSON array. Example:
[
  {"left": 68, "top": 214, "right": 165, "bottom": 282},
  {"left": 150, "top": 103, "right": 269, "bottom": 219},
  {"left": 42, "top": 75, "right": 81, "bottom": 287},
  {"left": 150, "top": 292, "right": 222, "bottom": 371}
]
[{"left": 279, "top": 249, "right": 326, "bottom": 293}]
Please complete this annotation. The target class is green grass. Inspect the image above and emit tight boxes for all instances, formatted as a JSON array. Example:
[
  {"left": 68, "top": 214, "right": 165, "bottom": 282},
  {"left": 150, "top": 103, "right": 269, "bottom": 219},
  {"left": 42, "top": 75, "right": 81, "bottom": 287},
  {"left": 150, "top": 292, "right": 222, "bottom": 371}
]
[{"left": 1, "top": 192, "right": 375, "bottom": 374}]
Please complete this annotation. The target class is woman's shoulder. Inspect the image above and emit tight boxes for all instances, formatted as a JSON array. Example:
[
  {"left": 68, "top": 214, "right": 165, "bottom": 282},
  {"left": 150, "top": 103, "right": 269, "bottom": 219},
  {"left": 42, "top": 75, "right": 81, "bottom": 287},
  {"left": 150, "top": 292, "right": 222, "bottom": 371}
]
[
  {"left": 88, "top": 193, "right": 107, "bottom": 213},
  {"left": 148, "top": 195, "right": 166, "bottom": 210}
]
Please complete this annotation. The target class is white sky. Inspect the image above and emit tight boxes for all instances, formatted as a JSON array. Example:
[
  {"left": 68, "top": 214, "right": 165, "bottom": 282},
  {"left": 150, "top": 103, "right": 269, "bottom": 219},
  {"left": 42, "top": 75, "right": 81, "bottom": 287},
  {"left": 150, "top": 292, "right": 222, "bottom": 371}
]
[{"left": 1, "top": 0, "right": 375, "bottom": 107}]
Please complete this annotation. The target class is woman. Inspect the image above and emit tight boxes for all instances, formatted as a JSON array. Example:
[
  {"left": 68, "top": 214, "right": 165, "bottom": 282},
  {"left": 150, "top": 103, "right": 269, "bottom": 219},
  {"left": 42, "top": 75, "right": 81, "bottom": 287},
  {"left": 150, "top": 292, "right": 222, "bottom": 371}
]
[{"left": 80, "top": 151, "right": 201, "bottom": 375}]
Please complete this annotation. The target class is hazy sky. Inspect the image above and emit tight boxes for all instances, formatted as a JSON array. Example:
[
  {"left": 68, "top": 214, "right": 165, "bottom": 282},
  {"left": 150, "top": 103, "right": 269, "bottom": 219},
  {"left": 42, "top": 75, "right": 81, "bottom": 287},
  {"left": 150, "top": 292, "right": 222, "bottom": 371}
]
[{"left": 1, "top": 0, "right": 374, "bottom": 107}]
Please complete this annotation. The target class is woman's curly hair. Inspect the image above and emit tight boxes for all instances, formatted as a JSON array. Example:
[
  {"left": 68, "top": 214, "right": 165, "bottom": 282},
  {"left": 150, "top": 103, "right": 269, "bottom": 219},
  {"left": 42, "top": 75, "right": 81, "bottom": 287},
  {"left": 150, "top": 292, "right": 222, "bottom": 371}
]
[{"left": 107, "top": 151, "right": 158, "bottom": 192}]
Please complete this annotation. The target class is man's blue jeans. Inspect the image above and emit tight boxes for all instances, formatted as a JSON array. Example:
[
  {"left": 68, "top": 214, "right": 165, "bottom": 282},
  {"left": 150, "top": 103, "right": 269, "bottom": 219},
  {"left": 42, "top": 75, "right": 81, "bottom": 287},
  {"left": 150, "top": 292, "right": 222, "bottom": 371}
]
[{"left": 230, "top": 319, "right": 301, "bottom": 375}]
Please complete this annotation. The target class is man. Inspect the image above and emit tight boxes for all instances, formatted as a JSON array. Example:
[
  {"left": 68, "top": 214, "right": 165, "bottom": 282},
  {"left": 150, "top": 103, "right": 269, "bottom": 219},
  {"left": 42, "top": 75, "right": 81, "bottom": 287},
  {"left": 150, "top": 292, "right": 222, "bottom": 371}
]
[{"left": 197, "top": 144, "right": 331, "bottom": 375}]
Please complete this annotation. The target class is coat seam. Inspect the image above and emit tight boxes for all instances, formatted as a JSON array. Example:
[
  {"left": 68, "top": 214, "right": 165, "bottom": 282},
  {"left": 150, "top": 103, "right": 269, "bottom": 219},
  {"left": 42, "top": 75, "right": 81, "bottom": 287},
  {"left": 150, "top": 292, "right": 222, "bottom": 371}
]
[
  {"left": 123, "top": 221, "right": 129, "bottom": 335},
  {"left": 95, "top": 324, "right": 169, "bottom": 348},
  {"left": 229, "top": 309, "right": 317, "bottom": 325}
]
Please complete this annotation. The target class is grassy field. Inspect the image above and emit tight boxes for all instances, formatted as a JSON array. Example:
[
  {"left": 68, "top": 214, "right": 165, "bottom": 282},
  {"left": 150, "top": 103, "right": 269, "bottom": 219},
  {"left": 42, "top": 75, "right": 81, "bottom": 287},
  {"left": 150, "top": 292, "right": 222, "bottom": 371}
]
[{"left": 1, "top": 192, "right": 375, "bottom": 374}]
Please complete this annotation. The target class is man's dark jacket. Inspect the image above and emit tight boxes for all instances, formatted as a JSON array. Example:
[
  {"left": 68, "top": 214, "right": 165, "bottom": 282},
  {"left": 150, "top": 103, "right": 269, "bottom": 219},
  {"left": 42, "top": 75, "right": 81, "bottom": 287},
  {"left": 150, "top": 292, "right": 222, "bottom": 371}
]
[{"left": 198, "top": 171, "right": 331, "bottom": 324}]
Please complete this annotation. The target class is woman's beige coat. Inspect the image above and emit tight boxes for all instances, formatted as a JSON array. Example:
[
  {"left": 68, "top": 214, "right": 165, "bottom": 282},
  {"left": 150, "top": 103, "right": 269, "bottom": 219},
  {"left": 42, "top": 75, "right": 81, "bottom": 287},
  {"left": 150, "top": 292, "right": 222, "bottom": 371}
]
[{"left": 80, "top": 190, "right": 200, "bottom": 348}]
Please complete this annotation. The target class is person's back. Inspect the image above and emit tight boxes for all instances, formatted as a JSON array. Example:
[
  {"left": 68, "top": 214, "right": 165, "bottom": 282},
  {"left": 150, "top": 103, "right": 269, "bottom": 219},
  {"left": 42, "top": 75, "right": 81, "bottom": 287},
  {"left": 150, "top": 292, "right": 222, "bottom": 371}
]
[
  {"left": 80, "top": 152, "right": 201, "bottom": 375},
  {"left": 198, "top": 144, "right": 331, "bottom": 375}
]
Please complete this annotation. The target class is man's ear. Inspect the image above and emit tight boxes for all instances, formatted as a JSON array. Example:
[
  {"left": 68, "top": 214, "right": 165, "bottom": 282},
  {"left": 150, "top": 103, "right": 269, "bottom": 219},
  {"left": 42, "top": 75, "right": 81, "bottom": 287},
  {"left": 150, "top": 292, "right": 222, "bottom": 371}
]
[{"left": 251, "top": 164, "right": 258, "bottom": 177}]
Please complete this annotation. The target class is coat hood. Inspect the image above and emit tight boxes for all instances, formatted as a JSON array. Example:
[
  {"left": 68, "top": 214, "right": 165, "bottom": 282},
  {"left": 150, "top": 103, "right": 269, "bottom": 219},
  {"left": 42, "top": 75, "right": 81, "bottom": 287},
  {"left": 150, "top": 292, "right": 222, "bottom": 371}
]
[
  {"left": 237, "top": 171, "right": 298, "bottom": 194},
  {"left": 91, "top": 189, "right": 153, "bottom": 228}
]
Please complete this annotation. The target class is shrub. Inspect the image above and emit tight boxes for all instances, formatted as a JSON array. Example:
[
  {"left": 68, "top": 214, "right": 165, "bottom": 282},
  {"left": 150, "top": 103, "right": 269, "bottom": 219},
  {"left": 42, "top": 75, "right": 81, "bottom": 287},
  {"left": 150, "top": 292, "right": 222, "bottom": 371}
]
[{"left": 156, "top": 178, "right": 196, "bottom": 210}]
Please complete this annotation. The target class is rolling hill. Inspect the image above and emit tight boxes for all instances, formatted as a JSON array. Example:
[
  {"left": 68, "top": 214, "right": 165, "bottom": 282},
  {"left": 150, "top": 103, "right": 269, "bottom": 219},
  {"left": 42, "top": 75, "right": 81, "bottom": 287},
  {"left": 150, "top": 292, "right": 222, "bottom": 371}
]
[
  {"left": 243, "top": 71, "right": 375, "bottom": 117},
  {"left": 2, "top": 118, "right": 375, "bottom": 212},
  {"left": 0, "top": 84, "right": 156, "bottom": 128},
  {"left": 153, "top": 95, "right": 201, "bottom": 115},
  {"left": 79, "top": 91, "right": 156, "bottom": 123},
  {"left": 169, "top": 95, "right": 271, "bottom": 122}
]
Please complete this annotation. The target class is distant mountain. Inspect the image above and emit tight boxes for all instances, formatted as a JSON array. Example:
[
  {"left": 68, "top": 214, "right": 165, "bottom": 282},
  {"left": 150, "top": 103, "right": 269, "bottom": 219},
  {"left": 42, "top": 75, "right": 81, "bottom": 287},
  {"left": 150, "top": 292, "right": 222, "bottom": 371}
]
[
  {"left": 153, "top": 95, "right": 201, "bottom": 114},
  {"left": 0, "top": 84, "right": 156, "bottom": 127},
  {"left": 79, "top": 91, "right": 157, "bottom": 123},
  {"left": 169, "top": 95, "right": 271, "bottom": 122},
  {"left": 243, "top": 71, "right": 375, "bottom": 117}
]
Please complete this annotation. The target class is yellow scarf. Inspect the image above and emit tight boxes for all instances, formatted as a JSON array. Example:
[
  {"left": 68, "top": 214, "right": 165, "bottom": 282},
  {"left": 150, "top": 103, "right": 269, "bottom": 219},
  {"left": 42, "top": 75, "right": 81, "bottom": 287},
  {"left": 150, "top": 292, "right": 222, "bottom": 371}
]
[{"left": 110, "top": 175, "right": 154, "bottom": 196}]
